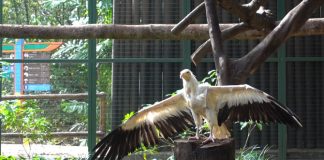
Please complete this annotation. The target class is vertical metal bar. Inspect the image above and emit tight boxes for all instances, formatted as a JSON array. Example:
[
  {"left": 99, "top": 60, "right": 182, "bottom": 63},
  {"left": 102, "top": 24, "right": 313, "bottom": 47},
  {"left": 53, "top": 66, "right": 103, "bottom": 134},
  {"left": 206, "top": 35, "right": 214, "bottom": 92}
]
[
  {"left": 277, "top": 1, "right": 287, "bottom": 160},
  {"left": 182, "top": 0, "right": 191, "bottom": 69},
  {"left": 87, "top": 0, "right": 97, "bottom": 157},
  {"left": 0, "top": 0, "right": 2, "bottom": 154}
]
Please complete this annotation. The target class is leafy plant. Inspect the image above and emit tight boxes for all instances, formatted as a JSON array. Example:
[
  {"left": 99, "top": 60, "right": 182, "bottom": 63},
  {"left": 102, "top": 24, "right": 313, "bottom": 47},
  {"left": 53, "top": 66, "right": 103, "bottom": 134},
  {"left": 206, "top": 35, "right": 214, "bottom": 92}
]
[
  {"left": 238, "top": 120, "right": 263, "bottom": 149},
  {"left": 236, "top": 145, "right": 273, "bottom": 160},
  {"left": 201, "top": 69, "right": 217, "bottom": 85},
  {"left": 0, "top": 155, "right": 16, "bottom": 160},
  {"left": 0, "top": 100, "right": 51, "bottom": 141},
  {"left": 122, "top": 111, "right": 135, "bottom": 123},
  {"left": 235, "top": 120, "right": 273, "bottom": 160},
  {"left": 60, "top": 100, "right": 88, "bottom": 132},
  {"left": 0, "top": 100, "right": 52, "bottom": 158},
  {"left": 0, "top": 61, "right": 14, "bottom": 95}
]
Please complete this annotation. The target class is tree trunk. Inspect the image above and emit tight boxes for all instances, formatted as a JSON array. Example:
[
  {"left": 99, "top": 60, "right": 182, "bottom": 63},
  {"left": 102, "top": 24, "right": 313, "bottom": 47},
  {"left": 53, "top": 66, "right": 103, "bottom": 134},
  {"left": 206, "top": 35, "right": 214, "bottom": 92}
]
[{"left": 174, "top": 138, "right": 235, "bottom": 160}]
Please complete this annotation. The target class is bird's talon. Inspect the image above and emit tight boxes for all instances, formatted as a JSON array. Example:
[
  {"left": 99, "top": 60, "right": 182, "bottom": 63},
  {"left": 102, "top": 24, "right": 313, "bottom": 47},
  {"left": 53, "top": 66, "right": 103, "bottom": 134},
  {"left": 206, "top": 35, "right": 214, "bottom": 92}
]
[
  {"left": 188, "top": 136, "right": 200, "bottom": 141},
  {"left": 202, "top": 137, "right": 215, "bottom": 144}
]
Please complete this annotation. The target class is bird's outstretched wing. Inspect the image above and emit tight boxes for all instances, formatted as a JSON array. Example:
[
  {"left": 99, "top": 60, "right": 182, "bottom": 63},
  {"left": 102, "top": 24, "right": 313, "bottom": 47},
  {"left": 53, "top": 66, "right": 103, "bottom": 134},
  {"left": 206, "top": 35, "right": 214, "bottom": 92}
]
[
  {"left": 92, "top": 93, "right": 194, "bottom": 160},
  {"left": 206, "top": 84, "right": 302, "bottom": 127}
]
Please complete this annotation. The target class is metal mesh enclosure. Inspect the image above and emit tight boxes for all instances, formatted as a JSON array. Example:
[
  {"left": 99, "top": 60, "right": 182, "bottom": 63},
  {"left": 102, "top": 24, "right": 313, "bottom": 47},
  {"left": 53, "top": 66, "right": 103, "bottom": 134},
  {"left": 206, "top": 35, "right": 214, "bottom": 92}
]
[
  {"left": 112, "top": 0, "right": 185, "bottom": 128},
  {"left": 0, "top": 39, "right": 100, "bottom": 158},
  {"left": 0, "top": 0, "right": 322, "bottom": 159},
  {"left": 111, "top": 0, "right": 324, "bottom": 151}
]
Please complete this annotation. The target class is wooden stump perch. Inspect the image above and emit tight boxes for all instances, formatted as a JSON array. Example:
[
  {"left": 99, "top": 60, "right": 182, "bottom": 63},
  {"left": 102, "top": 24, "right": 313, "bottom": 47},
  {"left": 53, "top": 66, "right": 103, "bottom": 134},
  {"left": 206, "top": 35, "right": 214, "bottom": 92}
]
[{"left": 174, "top": 138, "right": 235, "bottom": 160}]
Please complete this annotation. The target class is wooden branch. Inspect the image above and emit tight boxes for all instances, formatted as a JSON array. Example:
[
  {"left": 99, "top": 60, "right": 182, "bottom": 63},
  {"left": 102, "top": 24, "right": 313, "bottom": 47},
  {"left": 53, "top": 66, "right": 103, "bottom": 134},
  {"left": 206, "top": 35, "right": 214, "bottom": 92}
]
[
  {"left": 243, "top": 0, "right": 269, "bottom": 12},
  {"left": 0, "top": 19, "right": 322, "bottom": 40},
  {"left": 205, "top": 0, "right": 228, "bottom": 85},
  {"left": 217, "top": 0, "right": 275, "bottom": 31},
  {"left": 191, "top": 23, "right": 251, "bottom": 65},
  {"left": 99, "top": 97, "right": 108, "bottom": 132},
  {"left": 171, "top": 2, "right": 205, "bottom": 34},
  {"left": 233, "top": 0, "right": 324, "bottom": 83},
  {"left": 1, "top": 93, "right": 107, "bottom": 100}
]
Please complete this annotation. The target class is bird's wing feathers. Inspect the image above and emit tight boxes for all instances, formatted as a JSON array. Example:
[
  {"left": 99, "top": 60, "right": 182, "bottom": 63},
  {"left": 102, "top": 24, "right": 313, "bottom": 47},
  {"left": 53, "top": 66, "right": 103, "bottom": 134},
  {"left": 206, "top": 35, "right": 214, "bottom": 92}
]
[
  {"left": 92, "top": 93, "right": 194, "bottom": 160},
  {"left": 206, "top": 84, "right": 302, "bottom": 127}
]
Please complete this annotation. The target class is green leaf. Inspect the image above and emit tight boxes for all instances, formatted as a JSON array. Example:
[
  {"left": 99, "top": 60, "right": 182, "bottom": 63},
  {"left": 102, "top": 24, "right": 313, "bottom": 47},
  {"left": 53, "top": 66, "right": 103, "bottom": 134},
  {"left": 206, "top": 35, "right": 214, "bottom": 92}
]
[
  {"left": 256, "top": 123, "right": 263, "bottom": 131},
  {"left": 240, "top": 122, "right": 249, "bottom": 130},
  {"left": 122, "top": 111, "right": 135, "bottom": 123}
]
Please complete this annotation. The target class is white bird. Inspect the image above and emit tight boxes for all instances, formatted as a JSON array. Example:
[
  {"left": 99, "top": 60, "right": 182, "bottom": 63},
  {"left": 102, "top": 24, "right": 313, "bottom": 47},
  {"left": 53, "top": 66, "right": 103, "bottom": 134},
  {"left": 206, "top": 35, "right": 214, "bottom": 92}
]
[{"left": 92, "top": 69, "right": 302, "bottom": 160}]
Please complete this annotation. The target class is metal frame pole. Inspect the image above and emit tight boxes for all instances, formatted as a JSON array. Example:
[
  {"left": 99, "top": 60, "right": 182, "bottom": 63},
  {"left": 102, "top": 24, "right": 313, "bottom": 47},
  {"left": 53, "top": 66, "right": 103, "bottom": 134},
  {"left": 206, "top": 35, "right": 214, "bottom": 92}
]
[
  {"left": 277, "top": 1, "right": 287, "bottom": 160},
  {"left": 88, "top": 0, "right": 97, "bottom": 157},
  {"left": 0, "top": 0, "right": 3, "bottom": 154},
  {"left": 182, "top": 0, "right": 192, "bottom": 69}
]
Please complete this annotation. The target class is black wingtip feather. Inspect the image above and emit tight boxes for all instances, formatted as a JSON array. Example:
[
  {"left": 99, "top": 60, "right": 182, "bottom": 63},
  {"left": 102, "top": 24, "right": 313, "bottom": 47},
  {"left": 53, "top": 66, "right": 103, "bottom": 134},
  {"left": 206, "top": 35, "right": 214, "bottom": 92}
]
[
  {"left": 92, "top": 110, "right": 194, "bottom": 160},
  {"left": 218, "top": 96, "right": 303, "bottom": 128},
  {"left": 269, "top": 99, "right": 303, "bottom": 128}
]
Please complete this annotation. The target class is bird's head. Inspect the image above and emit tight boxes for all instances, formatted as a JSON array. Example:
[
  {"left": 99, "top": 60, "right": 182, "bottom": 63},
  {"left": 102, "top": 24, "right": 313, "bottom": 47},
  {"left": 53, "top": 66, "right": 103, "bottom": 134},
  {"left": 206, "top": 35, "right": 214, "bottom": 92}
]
[{"left": 180, "top": 69, "right": 193, "bottom": 81}]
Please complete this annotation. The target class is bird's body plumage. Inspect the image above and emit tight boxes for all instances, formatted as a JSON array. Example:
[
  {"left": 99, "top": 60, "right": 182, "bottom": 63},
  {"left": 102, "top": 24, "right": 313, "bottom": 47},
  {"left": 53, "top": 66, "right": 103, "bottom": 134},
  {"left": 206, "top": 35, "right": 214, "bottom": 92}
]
[{"left": 92, "top": 69, "right": 302, "bottom": 160}]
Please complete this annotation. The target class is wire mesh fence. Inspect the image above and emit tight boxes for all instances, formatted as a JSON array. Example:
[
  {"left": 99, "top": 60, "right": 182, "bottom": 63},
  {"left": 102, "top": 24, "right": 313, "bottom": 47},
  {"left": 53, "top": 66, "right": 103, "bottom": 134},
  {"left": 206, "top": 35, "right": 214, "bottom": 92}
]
[
  {"left": 111, "top": 0, "right": 324, "bottom": 151},
  {"left": 0, "top": 0, "right": 323, "bottom": 159}
]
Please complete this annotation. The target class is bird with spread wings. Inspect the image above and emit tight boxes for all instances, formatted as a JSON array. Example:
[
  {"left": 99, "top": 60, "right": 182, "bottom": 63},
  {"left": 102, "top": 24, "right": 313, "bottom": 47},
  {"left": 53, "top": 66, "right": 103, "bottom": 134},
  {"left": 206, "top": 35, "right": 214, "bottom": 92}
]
[{"left": 92, "top": 69, "right": 302, "bottom": 160}]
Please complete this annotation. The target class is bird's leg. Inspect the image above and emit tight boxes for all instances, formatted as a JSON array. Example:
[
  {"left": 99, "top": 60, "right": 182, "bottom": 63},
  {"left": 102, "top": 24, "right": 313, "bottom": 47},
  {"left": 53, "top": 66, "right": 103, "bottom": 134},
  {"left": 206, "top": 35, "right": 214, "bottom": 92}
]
[
  {"left": 188, "top": 127, "right": 200, "bottom": 140},
  {"left": 202, "top": 124, "right": 215, "bottom": 144},
  {"left": 188, "top": 111, "right": 202, "bottom": 140},
  {"left": 202, "top": 108, "right": 217, "bottom": 144}
]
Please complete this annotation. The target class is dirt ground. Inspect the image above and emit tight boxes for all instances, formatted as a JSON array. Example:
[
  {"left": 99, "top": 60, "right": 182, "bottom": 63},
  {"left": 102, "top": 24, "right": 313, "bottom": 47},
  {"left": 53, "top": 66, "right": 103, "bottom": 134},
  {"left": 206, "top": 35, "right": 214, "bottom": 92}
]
[{"left": 1, "top": 144, "right": 88, "bottom": 159}]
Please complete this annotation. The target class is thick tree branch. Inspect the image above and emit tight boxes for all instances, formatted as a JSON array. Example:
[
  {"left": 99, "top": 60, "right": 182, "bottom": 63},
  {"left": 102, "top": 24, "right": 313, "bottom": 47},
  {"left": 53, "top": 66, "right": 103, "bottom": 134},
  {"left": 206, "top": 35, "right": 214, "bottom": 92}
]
[
  {"left": 191, "top": 23, "right": 251, "bottom": 65},
  {"left": 205, "top": 0, "right": 228, "bottom": 85},
  {"left": 171, "top": 2, "right": 205, "bottom": 34},
  {"left": 243, "top": 0, "right": 269, "bottom": 12},
  {"left": 217, "top": 0, "right": 275, "bottom": 31},
  {"left": 0, "top": 19, "right": 322, "bottom": 40},
  {"left": 172, "top": 0, "right": 270, "bottom": 35},
  {"left": 233, "top": 0, "right": 324, "bottom": 83}
]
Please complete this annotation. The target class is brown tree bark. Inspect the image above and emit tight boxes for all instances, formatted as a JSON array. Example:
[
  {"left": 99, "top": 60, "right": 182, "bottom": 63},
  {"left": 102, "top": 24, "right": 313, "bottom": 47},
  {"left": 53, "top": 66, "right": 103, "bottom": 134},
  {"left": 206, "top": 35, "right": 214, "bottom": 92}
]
[
  {"left": 192, "top": 0, "right": 324, "bottom": 85},
  {"left": 174, "top": 139, "right": 235, "bottom": 160},
  {"left": 204, "top": 0, "right": 228, "bottom": 85},
  {"left": 231, "top": 0, "right": 324, "bottom": 84},
  {"left": 0, "top": 19, "right": 322, "bottom": 40}
]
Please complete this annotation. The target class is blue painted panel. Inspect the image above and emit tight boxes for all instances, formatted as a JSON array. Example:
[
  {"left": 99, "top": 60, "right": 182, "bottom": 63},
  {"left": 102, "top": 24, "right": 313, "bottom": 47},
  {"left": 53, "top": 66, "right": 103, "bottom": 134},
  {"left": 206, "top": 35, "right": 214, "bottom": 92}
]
[
  {"left": 24, "top": 84, "right": 51, "bottom": 92},
  {"left": 14, "top": 39, "right": 24, "bottom": 94}
]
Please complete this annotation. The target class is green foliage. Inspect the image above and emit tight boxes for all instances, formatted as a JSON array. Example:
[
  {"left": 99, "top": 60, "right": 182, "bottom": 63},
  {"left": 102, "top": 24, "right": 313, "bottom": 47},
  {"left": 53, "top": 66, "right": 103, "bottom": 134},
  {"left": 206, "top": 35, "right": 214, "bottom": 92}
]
[
  {"left": 0, "top": 61, "right": 13, "bottom": 79},
  {"left": 0, "top": 155, "right": 16, "bottom": 160},
  {"left": 201, "top": 70, "right": 217, "bottom": 85},
  {"left": 122, "top": 111, "right": 135, "bottom": 123},
  {"left": 0, "top": 155, "right": 82, "bottom": 160},
  {"left": 60, "top": 100, "right": 88, "bottom": 132},
  {"left": 0, "top": 62, "right": 14, "bottom": 95},
  {"left": 61, "top": 100, "right": 88, "bottom": 115},
  {"left": 133, "top": 144, "right": 158, "bottom": 160},
  {"left": 50, "top": 63, "right": 88, "bottom": 94},
  {"left": 239, "top": 120, "right": 263, "bottom": 131},
  {"left": 0, "top": 100, "right": 52, "bottom": 142},
  {"left": 236, "top": 145, "right": 273, "bottom": 160}
]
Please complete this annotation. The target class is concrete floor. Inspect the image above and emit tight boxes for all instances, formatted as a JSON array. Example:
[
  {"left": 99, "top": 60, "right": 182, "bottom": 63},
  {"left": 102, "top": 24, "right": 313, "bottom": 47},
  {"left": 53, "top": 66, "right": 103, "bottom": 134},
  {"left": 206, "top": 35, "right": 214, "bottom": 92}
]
[{"left": 1, "top": 144, "right": 88, "bottom": 159}]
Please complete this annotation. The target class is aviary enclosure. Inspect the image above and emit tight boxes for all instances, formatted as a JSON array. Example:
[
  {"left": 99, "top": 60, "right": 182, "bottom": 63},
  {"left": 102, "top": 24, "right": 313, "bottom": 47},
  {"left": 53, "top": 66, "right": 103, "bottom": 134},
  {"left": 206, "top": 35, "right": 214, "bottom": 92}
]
[{"left": 0, "top": 0, "right": 323, "bottom": 160}]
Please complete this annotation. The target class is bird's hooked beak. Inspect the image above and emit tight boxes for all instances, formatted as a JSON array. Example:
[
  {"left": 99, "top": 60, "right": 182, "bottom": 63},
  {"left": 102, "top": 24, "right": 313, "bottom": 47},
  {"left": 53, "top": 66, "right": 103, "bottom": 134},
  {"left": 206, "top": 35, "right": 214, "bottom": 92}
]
[{"left": 180, "top": 69, "right": 191, "bottom": 81}]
